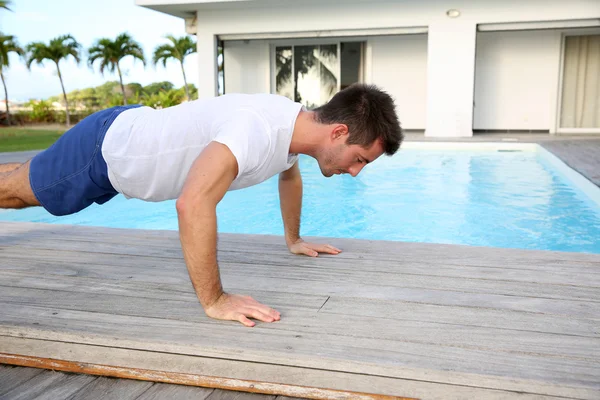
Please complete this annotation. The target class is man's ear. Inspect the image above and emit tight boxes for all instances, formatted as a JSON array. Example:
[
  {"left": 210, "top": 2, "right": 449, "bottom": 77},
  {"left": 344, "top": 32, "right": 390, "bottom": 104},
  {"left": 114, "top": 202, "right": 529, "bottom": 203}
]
[{"left": 331, "top": 124, "right": 349, "bottom": 142}]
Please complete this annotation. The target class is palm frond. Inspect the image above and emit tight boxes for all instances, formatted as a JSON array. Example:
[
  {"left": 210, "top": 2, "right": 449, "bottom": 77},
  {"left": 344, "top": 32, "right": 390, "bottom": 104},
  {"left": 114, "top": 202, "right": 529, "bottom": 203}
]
[
  {"left": 25, "top": 35, "right": 81, "bottom": 68},
  {"left": 0, "top": 33, "right": 24, "bottom": 68},
  {"left": 0, "top": 0, "right": 12, "bottom": 11},
  {"left": 152, "top": 35, "right": 196, "bottom": 68}
]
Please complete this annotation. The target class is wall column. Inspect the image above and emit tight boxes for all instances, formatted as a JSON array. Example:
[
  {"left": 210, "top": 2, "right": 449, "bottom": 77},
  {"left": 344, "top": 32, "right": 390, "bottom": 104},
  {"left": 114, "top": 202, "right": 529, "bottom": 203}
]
[
  {"left": 196, "top": 30, "right": 218, "bottom": 98},
  {"left": 425, "top": 20, "right": 477, "bottom": 137}
]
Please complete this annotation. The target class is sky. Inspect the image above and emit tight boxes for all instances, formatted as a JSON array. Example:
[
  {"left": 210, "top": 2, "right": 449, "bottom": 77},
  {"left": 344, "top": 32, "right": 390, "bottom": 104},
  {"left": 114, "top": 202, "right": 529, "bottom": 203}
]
[{"left": 0, "top": 0, "right": 199, "bottom": 101}]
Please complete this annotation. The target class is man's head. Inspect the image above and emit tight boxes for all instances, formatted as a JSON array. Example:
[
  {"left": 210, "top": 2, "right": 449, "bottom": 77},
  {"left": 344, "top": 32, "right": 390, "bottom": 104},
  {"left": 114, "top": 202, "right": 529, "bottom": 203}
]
[{"left": 312, "top": 84, "right": 403, "bottom": 177}]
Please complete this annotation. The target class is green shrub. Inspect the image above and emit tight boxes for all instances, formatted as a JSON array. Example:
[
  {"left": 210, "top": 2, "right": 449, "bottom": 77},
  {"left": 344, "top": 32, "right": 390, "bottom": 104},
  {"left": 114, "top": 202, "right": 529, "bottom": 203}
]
[{"left": 28, "top": 100, "right": 55, "bottom": 123}]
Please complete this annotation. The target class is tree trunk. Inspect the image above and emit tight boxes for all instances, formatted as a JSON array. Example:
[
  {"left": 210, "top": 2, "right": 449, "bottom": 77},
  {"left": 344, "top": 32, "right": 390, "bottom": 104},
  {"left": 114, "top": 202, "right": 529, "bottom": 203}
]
[
  {"left": 181, "top": 61, "right": 190, "bottom": 101},
  {"left": 55, "top": 62, "right": 70, "bottom": 127},
  {"left": 116, "top": 63, "right": 127, "bottom": 105},
  {"left": 1, "top": 69, "right": 10, "bottom": 125}
]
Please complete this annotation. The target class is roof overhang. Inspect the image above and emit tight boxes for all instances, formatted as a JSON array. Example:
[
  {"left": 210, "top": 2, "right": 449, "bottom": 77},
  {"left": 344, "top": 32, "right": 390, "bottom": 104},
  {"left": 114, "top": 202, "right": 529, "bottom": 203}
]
[{"left": 135, "top": 0, "right": 244, "bottom": 19}]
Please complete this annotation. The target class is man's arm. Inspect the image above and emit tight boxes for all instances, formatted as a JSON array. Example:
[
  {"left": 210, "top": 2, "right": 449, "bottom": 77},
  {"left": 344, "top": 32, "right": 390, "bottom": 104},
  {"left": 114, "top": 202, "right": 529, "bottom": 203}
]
[
  {"left": 278, "top": 161, "right": 342, "bottom": 257},
  {"left": 278, "top": 161, "right": 303, "bottom": 247},
  {"left": 177, "top": 141, "right": 280, "bottom": 327}
]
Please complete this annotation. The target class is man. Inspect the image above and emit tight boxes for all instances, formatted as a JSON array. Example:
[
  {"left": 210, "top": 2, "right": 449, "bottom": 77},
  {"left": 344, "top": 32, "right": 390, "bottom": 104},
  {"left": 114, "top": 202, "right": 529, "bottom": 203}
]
[{"left": 0, "top": 83, "right": 403, "bottom": 327}]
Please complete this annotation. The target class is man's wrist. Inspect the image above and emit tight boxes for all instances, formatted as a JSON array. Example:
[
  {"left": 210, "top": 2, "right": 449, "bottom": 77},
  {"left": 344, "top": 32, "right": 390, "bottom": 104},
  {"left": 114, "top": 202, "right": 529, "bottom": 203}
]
[
  {"left": 285, "top": 235, "right": 302, "bottom": 247},
  {"left": 199, "top": 287, "right": 225, "bottom": 310}
]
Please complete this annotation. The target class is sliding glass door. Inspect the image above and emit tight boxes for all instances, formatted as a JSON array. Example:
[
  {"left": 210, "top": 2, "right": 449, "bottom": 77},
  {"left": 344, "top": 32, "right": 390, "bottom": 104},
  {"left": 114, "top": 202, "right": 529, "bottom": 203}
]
[
  {"left": 273, "top": 41, "right": 364, "bottom": 109},
  {"left": 559, "top": 34, "right": 600, "bottom": 133}
]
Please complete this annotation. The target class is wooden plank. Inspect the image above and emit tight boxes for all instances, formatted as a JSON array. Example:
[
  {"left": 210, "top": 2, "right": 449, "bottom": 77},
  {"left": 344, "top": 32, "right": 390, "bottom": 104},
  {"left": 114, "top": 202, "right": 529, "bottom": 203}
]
[
  {"left": 3, "top": 229, "right": 600, "bottom": 279},
  {"left": 4, "top": 246, "right": 599, "bottom": 291},
  {"left": 223, "top": 263, "right": 600, "bottom": 301},
  {"left": 0, "top": 353, "right": 411, "bottom": 400},
  {"left": 2, "top": 257, "right": 600, "bottom": 321},
  {"left": 0, "top": 364, "right": 44, "bottom": 395},
  {"left": 541, "top": 140, "right": 600, "bottom": 186},
  {"left": 2, "top": 260, "right": 600, "bottom": 319},
  {"left": 0, "top": 285, "right": 597, "bottom": 361},
  {"left": 5, "top": 232, "right": 598, "bottom": 276},
  {"left": 0, "top": 271, "right": 329, "bottom": 311},
  {"left": 1, "top": 336, "right": 591, "bottom": 400},
  {"left": 277, "top": 397, "right": 309, "bottom": 400},
  {"left": 0, "top": 305, "right": 598, "bottom": 396},
  {"left": 218, "top": 274, "right": 600, "bottom": 319},
  {"left": 2, "top": 235, "right": 599, "bottom": 271},
  {"left": 0, "top": 285, "right": 327, "bottom": 322},
  {"left": 3, "top": 248, "right": 600, "bottom": 294},
  {"left": 0, "top": 368, "right": 96, "bottom": 400},
  {"left": 206, "top": 390, "right": 276, "bottom": 399},
  {"left": 2, "top": 270, "right": 597, "bottom": 339},
  {"left": 3, "top": 221, "right": 600, "bottom": 264},
  {"left": 136, "top": 382, "right": 213, "bottom": 400},
  {"left": 319, "top": 296, "right": 600, "bottom": 337},
  {"left": 68, "top": 376, "right": 154, "bottom": 400},
  {"left": 2, "top": 249, "right": 600, "bottom": 305}
]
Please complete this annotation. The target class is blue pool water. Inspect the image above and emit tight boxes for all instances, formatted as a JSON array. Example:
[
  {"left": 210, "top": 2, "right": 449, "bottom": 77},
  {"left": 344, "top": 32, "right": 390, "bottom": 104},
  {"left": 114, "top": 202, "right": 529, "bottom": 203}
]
[{"left": 2, "top": 149, "right": 599, "bottom": 254}]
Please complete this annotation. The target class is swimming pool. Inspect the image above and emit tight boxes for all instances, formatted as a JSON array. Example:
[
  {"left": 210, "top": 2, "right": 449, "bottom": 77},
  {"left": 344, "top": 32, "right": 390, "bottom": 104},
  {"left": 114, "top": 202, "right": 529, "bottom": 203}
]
[{"left": 2, "top": 143, "right": 599, "bottom": 254}]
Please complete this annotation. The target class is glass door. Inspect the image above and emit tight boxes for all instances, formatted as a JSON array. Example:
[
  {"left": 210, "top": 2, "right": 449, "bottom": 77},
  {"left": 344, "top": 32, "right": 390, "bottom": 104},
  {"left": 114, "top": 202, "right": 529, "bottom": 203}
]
[
  {"left": 558, "top": 34, "right": 600, "bottom": 133},
  {"left": 273, "top": 41, "right": 364, "bottom": 109}
]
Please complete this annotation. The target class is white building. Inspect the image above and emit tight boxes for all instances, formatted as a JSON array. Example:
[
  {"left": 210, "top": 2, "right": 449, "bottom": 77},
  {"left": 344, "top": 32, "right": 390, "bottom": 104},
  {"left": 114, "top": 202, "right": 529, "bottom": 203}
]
[{"left": 136, "top": 0, "right": 600, "bottom": 137}]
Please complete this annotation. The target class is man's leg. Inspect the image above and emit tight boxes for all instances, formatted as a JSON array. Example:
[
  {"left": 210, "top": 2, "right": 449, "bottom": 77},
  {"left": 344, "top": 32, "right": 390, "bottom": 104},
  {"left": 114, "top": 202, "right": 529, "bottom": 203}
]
[
  {"left": 0, "top": 163, "right": 21, "bottom": 173},
  {"left": 0, "top": 160, "right": 40, "bottom": 209}
]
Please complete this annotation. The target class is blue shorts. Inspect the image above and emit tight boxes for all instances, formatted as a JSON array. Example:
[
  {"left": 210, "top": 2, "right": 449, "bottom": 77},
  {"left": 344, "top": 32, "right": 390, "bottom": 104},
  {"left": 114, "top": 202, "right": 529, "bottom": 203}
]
[{"left": 29, "top": 105, "right": 142, "bottom": 216}]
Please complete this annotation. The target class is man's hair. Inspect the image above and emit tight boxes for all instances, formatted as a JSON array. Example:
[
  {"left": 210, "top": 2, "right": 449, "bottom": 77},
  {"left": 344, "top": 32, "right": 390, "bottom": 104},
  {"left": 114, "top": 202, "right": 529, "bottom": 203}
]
[{"left": 313, "top": 84, "right": 403, "bottom": 155}]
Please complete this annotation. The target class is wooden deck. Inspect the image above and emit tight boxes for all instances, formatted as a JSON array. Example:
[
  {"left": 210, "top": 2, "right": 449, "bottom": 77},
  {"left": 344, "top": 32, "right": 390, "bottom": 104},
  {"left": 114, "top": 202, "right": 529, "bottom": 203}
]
[
  {"left": 2, "top": 137, "right": 600, "bottom": 399},
  {"left": 0, "top": 364, "right": 291, "bottom": 400},
  {"left": 1, "top": 221, "right": 599, "bottom": 399},
  {"left": 539, "top": 140, "right": 600, "bottom": 187}
]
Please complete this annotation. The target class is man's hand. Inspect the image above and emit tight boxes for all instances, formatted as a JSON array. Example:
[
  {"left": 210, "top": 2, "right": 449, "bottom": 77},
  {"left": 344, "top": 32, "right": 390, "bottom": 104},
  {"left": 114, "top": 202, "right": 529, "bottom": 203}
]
[
  {"left": 205, "top": 293, "right": 281, "bottom": 327},
  {"left": 288, "top": 238, "right": 342, "bottom": 257}
]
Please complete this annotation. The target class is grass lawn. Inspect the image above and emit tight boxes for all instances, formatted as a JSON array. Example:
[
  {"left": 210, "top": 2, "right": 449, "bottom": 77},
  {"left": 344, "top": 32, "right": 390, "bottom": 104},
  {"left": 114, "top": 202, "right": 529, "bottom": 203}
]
[{"left": 0, "top": 127, "right": 65, "bottom": 152}]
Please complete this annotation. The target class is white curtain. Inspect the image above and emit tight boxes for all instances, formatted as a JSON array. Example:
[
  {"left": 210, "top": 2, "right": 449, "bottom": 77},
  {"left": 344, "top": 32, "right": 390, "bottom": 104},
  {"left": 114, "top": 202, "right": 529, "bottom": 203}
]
[{"left": 560, "top": 35, "right": 600, "bottom": 129}]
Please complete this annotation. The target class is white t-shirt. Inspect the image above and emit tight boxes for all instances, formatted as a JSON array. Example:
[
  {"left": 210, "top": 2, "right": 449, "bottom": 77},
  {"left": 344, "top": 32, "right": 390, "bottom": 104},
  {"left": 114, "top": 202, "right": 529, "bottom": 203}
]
[{"left": 101, "top": 94, "right": 302, "bottom": 201}]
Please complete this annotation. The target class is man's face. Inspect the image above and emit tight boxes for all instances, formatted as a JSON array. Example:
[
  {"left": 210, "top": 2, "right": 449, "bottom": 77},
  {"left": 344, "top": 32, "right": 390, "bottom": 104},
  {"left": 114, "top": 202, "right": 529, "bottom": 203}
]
[{"left": 317, "top": 132, "right": 385, "bottom": 178}]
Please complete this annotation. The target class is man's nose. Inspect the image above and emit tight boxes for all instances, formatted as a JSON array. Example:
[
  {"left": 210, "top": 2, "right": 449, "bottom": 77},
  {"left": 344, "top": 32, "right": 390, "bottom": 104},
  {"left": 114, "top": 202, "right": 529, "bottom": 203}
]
[{"left": 348, "top": 164, "right": 365, "bottom": 177}]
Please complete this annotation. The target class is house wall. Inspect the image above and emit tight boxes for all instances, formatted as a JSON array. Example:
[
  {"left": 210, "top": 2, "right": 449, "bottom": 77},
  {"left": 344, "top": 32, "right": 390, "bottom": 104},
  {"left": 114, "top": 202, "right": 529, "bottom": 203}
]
[
  {"left": 223, "top": 34, "right": 428, "bottom": 130},
  {"left": 474, "top": 30, "right": 561, "bottom": 131},
  {"left": 186, "top": 0, "right": 599, "bottom": 136},
  {"left": 223, "top": 40, "right": 270, "bottom": 94},
  {"left": 370, "top": 34, "right": 428, "bottom": 130}
]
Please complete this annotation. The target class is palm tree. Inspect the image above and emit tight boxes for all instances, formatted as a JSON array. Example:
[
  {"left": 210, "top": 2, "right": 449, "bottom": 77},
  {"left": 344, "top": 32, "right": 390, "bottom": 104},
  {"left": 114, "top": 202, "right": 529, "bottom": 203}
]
[
  {"left": 0, "top": 33, "right": 24, "bottom": 124},
  {"left": 26, "top": 35, "right": 81, "bottom": 126},
  {"left": 153, "top": 35, "right": 196, "bottom": 101},
  {"left": 88, "top": 33, "right": 146, "bottom": 105}
]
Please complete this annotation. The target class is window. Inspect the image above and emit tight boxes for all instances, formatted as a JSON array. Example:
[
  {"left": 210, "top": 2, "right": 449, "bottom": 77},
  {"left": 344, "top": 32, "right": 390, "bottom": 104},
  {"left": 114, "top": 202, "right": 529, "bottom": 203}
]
[{"left": 274, "top": 41, "right": 364, "bottom": 108}]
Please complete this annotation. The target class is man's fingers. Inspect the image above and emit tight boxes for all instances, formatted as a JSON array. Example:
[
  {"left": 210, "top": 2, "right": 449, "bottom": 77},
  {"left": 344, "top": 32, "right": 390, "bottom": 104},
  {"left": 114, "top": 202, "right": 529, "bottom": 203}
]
[
  {"left": 307, "top": 249, "right": 318, "bottom": 257},
  {"left": 239, "top": 296, "right": 281, "bottom": 321},
  {"left": 307, "top": 244, "right": 341, "bottom": 254},
  {"left": 244, "top": 298, "right": 281, "bottom": 320},
  {"left": 261, "top": 307, "right": 281, "bottom": 320},
  {"left": 326, "top": 244, "right": 342, "bottom": 253},
  {"left": 242, "top": 308, "right": 277, "bottom": 323},
  {"left": 318, "top": 245, "right": 341, "bottom": 254},
  {"left": 205, "top": 293, "right": 281, "bottom": 327},
  {"left": 236, "top": 314, "right": 256, "bottom": 327}
]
